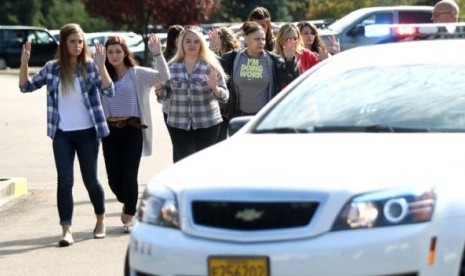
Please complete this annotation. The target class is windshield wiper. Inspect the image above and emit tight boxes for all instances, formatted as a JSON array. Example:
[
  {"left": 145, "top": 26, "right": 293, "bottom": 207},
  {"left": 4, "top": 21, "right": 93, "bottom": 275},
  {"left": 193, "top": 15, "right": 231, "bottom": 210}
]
[
  {"left": 254, "top": 127, "right": 310, "bottom": 134},
  {"left": 313, "top": 124, "right": 429, "bottom": 133}
]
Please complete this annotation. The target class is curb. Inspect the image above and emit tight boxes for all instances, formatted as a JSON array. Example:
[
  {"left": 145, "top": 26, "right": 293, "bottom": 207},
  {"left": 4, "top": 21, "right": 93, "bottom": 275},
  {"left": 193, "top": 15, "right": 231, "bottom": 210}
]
[{"left": 0, "top": 177, "right": 28, "bottom": 207}]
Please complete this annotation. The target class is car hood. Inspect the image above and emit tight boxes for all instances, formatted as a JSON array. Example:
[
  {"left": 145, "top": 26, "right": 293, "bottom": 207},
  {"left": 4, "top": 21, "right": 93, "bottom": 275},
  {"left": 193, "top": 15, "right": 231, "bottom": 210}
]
[{"left": 151, "top": 133, "right": 465, "bottom": 194}]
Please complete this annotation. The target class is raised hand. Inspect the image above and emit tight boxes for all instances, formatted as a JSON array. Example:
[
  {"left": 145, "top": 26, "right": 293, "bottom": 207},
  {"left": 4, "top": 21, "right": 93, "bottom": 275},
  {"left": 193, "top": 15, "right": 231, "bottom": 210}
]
[
  {"left": 208, "top": 28, "right": 220, "bottom": 52},
  {"left": 328, "top": 35, "right": 340, "bottom": 54},
  {"left": 94, "top": 43, "right": 106, "bottom": 66},
  {"left": 21, "top": 41, "right": 32, "bottom": 64},
  {"left": 206, "top": 67, "right": 219, "bottom": 89},
  {"left": 318, "top": 43, "right": 330, "bottom": 60},
  {"left": 147, "top": 33, "right": 162, "bottom": 56}
]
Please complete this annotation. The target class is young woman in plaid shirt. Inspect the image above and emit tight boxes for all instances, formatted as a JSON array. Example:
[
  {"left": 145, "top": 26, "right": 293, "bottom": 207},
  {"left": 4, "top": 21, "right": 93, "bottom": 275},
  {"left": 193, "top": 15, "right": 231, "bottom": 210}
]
[{"left": 156, "top": 26, "right": 229, "bottom": 162}]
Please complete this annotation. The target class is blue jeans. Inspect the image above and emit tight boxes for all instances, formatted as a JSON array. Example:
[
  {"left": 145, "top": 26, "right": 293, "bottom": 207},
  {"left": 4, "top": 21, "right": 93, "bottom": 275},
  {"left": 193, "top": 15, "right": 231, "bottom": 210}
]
[{"left": 53, "top": 128, "right": 105, "bottom": 226}]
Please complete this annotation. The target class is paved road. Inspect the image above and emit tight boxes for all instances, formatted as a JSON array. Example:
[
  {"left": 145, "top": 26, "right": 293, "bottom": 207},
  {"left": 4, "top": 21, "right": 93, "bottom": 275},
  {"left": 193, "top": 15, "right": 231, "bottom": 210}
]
[{"left": 0, "top": 72, "right": 173, "bottom": 276}]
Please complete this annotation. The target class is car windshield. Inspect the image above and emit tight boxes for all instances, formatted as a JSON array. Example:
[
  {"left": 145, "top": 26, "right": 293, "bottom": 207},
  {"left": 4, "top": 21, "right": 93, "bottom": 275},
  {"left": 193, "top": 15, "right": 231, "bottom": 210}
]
[{"left": 254, "top": 63, "right": 465, "bottom": 133}]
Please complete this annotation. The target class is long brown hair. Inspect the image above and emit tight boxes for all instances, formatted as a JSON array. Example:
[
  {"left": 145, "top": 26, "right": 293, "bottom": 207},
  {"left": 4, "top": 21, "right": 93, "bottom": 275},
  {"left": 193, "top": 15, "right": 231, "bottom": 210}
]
[
  {"left": 104, "top": 35, "right": 137, "bottom": 81},
  {"left": 56, "top": 23, "right": 90, "bottom": 93},
  {"left": 297, "top": 21, "right": 325, "bottom": 54},
  {"left": 164, "top": 25, "right": 184, "bottom": 62}
]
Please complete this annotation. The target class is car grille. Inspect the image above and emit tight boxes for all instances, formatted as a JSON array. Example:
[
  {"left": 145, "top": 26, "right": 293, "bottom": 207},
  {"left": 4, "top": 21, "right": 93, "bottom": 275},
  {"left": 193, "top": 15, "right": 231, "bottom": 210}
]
[{"left": 192, "top": 201, "right": 319, "bottom": 230}]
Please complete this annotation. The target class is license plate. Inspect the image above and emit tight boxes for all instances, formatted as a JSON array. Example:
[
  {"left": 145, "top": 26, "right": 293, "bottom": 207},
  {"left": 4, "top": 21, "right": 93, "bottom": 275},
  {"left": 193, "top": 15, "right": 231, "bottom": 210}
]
[{"left": 208, "top": 256, "right": 269, "bottom": 276}]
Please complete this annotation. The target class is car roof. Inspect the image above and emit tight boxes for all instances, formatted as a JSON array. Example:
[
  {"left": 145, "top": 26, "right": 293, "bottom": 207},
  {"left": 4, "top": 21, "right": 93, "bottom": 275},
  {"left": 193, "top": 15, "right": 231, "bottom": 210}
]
[
  {"left": 318, "top": 39, "right": 465, "bottom": 71},
  {"left": 348, "top": 5, "right": 433, "bottom": 12},
  {"left": 0, "top": 25, "right": 49, "bottom": 31}
]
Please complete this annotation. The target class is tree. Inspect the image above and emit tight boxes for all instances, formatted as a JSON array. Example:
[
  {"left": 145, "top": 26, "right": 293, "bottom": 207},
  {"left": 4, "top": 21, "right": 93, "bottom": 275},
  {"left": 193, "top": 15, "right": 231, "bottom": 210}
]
[
  {"left": 208, "top": 0, "right": 293, "bottom": 23},
  {"left": 83, "top": 0, "right": 220, "bottom": 65}
]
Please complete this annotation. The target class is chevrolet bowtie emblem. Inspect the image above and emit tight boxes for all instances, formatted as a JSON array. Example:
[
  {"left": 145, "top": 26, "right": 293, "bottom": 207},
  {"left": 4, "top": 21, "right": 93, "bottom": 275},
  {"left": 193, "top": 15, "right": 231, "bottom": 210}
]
[{"left": 235, "top": 209, "right": 263, "bottom": 222}]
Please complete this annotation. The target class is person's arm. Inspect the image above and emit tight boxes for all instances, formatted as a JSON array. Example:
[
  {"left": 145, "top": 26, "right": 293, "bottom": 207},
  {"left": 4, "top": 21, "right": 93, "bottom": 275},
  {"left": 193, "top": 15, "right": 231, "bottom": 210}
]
[
  {"left": 207, "top": 67, "right": 228, "bottom": 103},
  {"left": 94, "top": 43, "right": 112, "bottom": 88},
  {"left": 147, "top": 33, "right": 170, "bottom": 83},
  {"left": 19, "top": 41, "right": 31, "bottom": 87}
]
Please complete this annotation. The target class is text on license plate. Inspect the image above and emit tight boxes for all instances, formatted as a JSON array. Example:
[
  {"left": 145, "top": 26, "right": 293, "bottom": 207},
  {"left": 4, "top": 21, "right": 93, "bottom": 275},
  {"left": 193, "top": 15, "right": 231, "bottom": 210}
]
[{"left": 208, "top": 256, "right": 269, "bottom": 276}]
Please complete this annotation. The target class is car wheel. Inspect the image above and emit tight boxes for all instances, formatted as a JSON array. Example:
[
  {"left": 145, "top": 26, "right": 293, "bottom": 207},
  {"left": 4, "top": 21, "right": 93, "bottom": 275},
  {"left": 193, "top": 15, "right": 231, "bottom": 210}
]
[{"left": 0, "top": 57, "right": 7, "bottom": 70}]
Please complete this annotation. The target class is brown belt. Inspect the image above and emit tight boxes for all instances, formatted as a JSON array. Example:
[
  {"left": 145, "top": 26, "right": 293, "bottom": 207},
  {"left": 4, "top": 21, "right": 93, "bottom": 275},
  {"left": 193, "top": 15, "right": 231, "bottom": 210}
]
[{"left": 107, "top": 117, "right": 148, "bottom": 129}]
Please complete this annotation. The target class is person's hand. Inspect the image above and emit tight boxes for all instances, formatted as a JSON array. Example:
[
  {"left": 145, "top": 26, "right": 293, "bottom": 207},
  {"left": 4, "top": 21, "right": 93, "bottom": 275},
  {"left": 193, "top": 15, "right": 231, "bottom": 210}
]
[
  {"left": 94, "top": 43, "right": 106, "bottom": 66},
  {"left": 206, "top": 67, "right": 219, "bottom": 89},
  {"left": 208, "top": 29, "right": 220, "bottom": 51},
  {"left": 328, "top": 35, "right": 340, "bottom": 54},
  {"left": 282, "top": 38, "right": 297, "bottom": 61},
  {"left": 21, "top": 41, "right": 31, "bottom": 64},
  {"left": 317, "top": 43, "right": 329, "bottom": 61},
  {"left": 147, "top": 33, "right": 162, "bottom": 56},
  {"left": 154, "top": 82, "right": 164, "bottom": 97}
]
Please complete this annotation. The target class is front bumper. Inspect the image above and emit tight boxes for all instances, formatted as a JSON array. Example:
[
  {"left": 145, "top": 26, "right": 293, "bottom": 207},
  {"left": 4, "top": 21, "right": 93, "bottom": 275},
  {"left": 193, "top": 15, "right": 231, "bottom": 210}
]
[{"left": 127, "top": 221, "right": 461, "bottom": 276}]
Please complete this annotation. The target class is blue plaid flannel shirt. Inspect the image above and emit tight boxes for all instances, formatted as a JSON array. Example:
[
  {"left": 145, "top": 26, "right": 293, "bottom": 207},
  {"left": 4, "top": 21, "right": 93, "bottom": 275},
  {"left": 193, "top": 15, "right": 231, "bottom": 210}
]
[{"left": 19, "top": 60, "right": 115, "bottom": 138}]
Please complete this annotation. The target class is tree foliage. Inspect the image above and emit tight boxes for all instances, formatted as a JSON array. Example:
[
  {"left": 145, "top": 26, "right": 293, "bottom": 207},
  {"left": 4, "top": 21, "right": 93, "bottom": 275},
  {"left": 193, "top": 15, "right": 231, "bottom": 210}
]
[
  {"left": 209, "top": 0, "right": 294, "bottom": 23},
  {"left": 1, "top": 0, "right": 465, "bottom": 31},
  {"left": 82, "top": 0, "right": 220, "bottom": 65},
  {"left": 83, "top": 0, "right": 220, "bottom": 33}
]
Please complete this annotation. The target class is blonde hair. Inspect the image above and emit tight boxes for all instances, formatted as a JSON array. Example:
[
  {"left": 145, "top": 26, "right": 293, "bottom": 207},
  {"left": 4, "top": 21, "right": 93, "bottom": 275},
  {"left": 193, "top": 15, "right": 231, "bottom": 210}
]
[
  {"left": 171, "top": 28, "right": 227, "bottom": 80},
  {"left": 56, "top": 23, "right": 91, "bottom": 94},
  {"left": 275, "top": 23, "right": 305, "bottom": 57}
]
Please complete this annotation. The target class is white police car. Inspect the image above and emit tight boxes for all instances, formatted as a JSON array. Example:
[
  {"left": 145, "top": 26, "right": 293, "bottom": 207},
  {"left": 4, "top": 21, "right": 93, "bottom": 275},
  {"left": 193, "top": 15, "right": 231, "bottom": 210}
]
[{"left": 125, "top": 24, "right": 465, "bottom": 276}]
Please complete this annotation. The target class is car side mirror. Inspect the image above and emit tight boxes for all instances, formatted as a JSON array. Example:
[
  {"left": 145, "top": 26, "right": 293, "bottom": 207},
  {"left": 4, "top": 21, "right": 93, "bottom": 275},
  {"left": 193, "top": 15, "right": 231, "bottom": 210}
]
[{"left": 228, "top": 116, "right": 253, "bottom": 137}]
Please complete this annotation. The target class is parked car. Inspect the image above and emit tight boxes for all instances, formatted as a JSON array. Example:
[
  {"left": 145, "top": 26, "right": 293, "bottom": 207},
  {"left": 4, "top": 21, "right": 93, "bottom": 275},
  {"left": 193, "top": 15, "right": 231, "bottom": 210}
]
[
  {"left": 49, "top": 29, "right": 60, "bottom": 42},
  {"left": 125, "top": 23, "right": 465, "bottom": 276},
  {"left": 319, "top": 5, "right": 433, "bottom": 51},
  {"left": 0, "top": 25, "right": 58, "bottom": 69},
  {"left": 85, "top": 31, "right": 150, "bottom": 65}
]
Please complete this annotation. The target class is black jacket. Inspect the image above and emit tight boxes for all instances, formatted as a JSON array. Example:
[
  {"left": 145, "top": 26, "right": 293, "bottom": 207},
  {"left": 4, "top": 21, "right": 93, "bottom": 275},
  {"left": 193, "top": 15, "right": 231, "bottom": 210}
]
[{"left": 220, "top": 49, "right": 300, "bottom": 118}]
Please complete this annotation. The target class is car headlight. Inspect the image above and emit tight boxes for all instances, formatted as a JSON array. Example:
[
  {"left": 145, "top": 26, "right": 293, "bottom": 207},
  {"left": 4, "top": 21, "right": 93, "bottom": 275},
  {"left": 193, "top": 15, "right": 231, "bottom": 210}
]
[
  {"left": 332, "top": 187, "right": 435, "bottom": 231},
  {"left": 137, "top": 184, "right": 180, "bottom": 228}
]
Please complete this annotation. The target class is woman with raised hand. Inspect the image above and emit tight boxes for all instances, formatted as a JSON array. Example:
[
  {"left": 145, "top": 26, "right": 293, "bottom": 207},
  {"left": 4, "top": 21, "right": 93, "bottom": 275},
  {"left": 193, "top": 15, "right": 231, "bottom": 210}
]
[
  {"left": 155, "top": 26, "right": 228, "bottom": 162},
  {"left": 221, "top": 21, "right": 300, "bottom": 120},
  {"left": 19, "top": 23, "right": 114, "bottom": 247},
  {"left": 275, "top": 23, "right": 320, "bottom": 74},
  {"left": 297, "top": 21, "right": 340, "bottom": 60},
  {"left": 101, "top": 33, "right": 169, "bottom": 233}
]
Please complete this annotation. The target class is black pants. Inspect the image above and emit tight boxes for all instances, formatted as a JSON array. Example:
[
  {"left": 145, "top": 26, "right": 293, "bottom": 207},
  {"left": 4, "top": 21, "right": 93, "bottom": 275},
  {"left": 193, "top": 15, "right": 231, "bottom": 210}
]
[
  {"left": 102, "top": 126, "right": 143, "bottom": 216},
  {"left": 168, "top": 124, "right": 220, "bottom": 163},
  {"left": 217, "top": 117, "right": 229, "bottom": 142}
]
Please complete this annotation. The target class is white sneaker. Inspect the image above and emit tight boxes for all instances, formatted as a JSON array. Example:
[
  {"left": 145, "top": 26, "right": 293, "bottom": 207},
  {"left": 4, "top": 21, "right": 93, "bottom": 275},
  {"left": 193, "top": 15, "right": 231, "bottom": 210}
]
[{"left": 58, "top": 232, "right": 74, "bottom": 247}]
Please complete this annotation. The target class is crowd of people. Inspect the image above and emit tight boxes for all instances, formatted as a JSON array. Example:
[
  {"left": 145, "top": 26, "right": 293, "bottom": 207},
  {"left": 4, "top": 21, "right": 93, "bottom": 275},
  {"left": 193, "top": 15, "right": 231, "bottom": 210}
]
[{"left": 18, "top": 0, "right": 459, "bottom": 247}]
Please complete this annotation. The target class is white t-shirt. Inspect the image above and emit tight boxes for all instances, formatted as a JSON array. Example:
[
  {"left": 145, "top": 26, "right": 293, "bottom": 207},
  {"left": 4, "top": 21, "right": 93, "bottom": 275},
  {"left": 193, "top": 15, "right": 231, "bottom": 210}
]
[{"left": 58, "top": 77, "right": 93, "bottom": 131}]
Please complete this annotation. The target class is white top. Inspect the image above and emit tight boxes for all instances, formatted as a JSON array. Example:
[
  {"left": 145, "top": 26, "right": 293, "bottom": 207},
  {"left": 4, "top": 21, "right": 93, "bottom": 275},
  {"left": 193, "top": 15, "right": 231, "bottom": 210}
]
[{"left": 58, "top": 77, "right": 93, "bottom": 131}]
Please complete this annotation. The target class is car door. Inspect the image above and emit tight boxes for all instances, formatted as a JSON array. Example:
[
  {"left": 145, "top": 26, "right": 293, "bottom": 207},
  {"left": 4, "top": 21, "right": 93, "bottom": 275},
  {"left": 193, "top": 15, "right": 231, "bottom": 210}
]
[
  {"left": 340, "top": 11, "right": 394, "bottom": 51},
  {"left": 27, "top": 29, "right": 58, "bottom": 67}
]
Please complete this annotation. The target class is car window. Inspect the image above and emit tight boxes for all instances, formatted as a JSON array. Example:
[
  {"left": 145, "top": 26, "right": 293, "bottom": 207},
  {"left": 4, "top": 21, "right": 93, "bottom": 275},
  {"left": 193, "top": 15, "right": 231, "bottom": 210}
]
[
  {"left": 399, "top": 11, "right": 433, "bottom": 24},
  {"left": 27, "top": 30, "right": 54, "bottom": 45},
  {"left": 3, "top": 29, "right": 25, "bottom": 48},
  {"left": 254, "top": 63, "right": 465, "bottom": 133},
  {"left": 87, "top": 36, "right": 105, "bottom": 46}
]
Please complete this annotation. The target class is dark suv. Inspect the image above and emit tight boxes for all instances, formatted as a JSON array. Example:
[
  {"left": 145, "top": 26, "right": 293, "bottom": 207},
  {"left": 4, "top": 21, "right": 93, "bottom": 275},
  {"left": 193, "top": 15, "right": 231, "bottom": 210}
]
[{"left": 0, "top": 25, "right": 58, "bottom": 69}]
